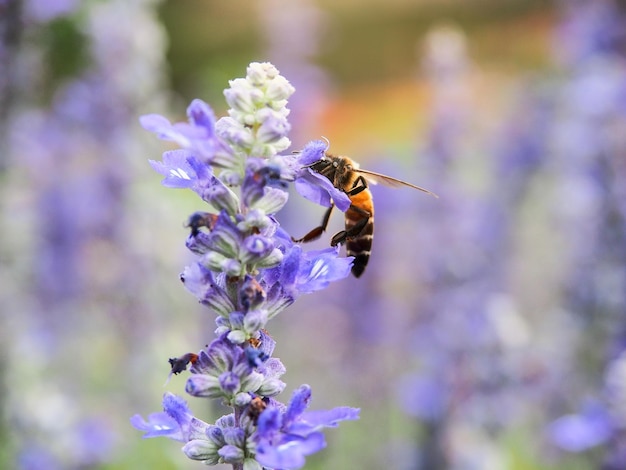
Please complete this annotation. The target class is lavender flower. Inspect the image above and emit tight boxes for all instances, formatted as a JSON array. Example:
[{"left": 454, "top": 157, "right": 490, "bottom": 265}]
[{"left": 132, "top": 62, "right": 358, "bottom": 469}]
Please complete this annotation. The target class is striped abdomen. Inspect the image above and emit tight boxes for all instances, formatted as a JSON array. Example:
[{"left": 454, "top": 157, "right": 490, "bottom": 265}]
[{"left": 345, "top": 189, "right": 374, "bottom": 278}]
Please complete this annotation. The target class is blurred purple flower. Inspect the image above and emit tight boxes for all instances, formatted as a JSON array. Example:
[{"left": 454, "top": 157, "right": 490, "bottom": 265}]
[
  {"left": 548, "top": 402, "right": 614, "bottom": 452},
  {"left": 25, "top": 0, "right": 79, "bottom": 22},
  {"left": 398, "top": 374, "right": 449, "bottom": 423}
]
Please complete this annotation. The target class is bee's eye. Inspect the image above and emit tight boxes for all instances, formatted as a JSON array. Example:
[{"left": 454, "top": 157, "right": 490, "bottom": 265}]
[{"left": 332, "top": 161, "right": 338, "bottom": 168}]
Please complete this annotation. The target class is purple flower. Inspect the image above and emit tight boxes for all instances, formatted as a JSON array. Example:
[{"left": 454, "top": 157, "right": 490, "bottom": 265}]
[
  {"left": 293, "top": 140, "right": 351, "bottom": 211},
  {"left": 140, "top": 99, "right": 233, "bottom": 165},
  {"left": 149, "top": 149, "right": 210, "bottom": 190},
  {"left": 254, "top": 385, "right": 359, "bottom": 469},
  {"left": 149, "top": 151, "right": 240, "bottom": 217},
  {"left": 130, "top": 392, "right": 208, "bottom": 442},
  {"left": 278, "top": 245, "right": 353, "bottom": 296}
]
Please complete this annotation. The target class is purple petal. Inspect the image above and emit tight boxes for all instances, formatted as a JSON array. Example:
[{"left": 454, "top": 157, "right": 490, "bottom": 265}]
[
  {"left": 295, "top": 247, "right": 353, "bottom": 294},
  {"left": 278, "top": 245, "right": 302, "bottom": 287},
  {"left": 149, "top": 150, "right": 199, "bottom": 189},
  {"left": 257, "top": 407, "right": 282, "bottom": 436},
  {"left": 163, "top": 392, "right": 193, "bottom": 428},
  {"left": 130, "top": 412, "right": 184, "bottom": 441},
  {"left": 298, "top": 140, "right": 328, "bottom": 166},
  {"left": 140, "top": 114, "right": 178, "bottom": 139},
  {"left": 284, "top": 385, "right": 312, "bottom": 426},
  {"left": 293, "top": 140, "right": 351, "bottom": 211},
  {"left": 294, "top": 172, "right": 332, "bottom": 208},
  {"left": 258, "top": 358, "right": 286, "bottom": 379},
  {"left": 297, "top": 407, "right": 360, "bottom": 431},
  {"left": 187, "top": 99, "right": 216, "bottom": 136},
  {"left": 258, "top": 329, "right": 276, "bottom": 357},
  {"left": 256, "top": 433, "right": 326, "bottom": 470},
  {"left": 295, "top": 170, "right": 351, "bottom": 212}
]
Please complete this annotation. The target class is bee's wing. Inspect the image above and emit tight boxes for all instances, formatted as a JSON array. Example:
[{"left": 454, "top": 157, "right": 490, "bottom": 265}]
[{"left": 357, "top": 169, "right": 438, "bottom": 197}]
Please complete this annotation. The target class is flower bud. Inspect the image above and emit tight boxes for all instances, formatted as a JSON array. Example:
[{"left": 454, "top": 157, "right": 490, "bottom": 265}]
[
  {"left": 186, "top": 375, "right": 222, "bottom": 398},
  {"left": 224, "top": 80, "right": 255, "bottom": 113},
  {"left": 183, "top": 439, "right": 220, "bottom": 463},
  {"left": 219, "top": 371, "right": 241, "bottom": 395},
  {"left": 254, "top": 248, "right": 284, "bottom": 269},
  {"left": 241, "top": 235, "right": 275, "bottom": 264},
  {"left": 227, "top": 329, "right": 247, "bottom": 344},
  {"left": 202, "top": 178, "right": 240, "bottom": 215},
  {"left": 249, "top": 186, "right": 289, "bottom": 215},
  {"left": 218, "top": 444, "right": 244, "bottom": 464},
  {"left": 240, "top": 370, "right": 264, "bottom": 393},
  {"left": 257, "top": 377, "right": 287, "bottom": 397},
  {"left": 243, "top": 309, "right": 268, "bottom": 333}
]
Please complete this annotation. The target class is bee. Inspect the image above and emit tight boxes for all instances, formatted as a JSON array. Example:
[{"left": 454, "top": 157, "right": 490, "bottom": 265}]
[
  {"left": 246, "top": 395, "right": 268, "bottom": 424},
  {"left": 294, "top": 153, "right": 437, "bottom": 277},
  {"left": 165, "top": 351, "right": 200, "bottom": 385},
  {"left": 168, "top": 352, "right": 199, "bottom": 375},
  {"left": 185, "top": 211, "right": 219, "bottom": 237}
]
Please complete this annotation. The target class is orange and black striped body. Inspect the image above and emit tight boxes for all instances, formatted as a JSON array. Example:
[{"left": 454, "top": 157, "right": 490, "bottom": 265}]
[
  {"left": 343, "top": 185, "right": 374, "bottom": 277},
  {"left": 310, "top": 155, "right": 375, "bottom": 278}
]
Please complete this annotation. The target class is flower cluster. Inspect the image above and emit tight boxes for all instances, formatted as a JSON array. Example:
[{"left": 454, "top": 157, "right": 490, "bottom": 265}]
[{"left": 131, "top": 62, "right": 359, "bottom": 469}]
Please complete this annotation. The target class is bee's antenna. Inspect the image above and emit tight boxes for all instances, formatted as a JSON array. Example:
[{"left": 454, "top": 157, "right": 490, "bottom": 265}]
[{"left": 320, "top": 136, "right": 330, "bottom": 151}]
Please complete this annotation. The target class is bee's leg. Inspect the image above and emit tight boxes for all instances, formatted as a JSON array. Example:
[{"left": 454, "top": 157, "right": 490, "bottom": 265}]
[
  {"left": 330, "top": 204, "right": 370, "bottom": 246},
  {"left": 292, "top": 203, "right": 335, "bottom": 243},
  {"left": 346, "top": 175, "right": 368, "bottom": 196}
]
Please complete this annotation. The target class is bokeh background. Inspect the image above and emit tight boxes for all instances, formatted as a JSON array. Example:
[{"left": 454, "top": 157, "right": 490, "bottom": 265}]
[{"left": 2, "top": 0, "right": 626, "bottom": 469}]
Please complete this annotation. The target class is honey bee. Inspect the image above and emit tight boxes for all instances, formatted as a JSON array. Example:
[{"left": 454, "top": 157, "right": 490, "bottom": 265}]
[{"left": 294, "top": 153, "right": 437, "bottom": 277}]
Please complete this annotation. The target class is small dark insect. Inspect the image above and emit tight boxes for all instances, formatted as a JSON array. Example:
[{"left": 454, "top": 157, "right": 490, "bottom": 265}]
[
  {"left": 247, "top": 395, "right": 268, "bottom": 424},
  {"left": 254, "top": 164, "right": 288, "bottom": 189},
  {"left": 185, "top": 211, "right": 219, "bottom": 237},
  {"left": 294, "top": 153, "right": 437, "bottom": 277},
  {"left": 168, "top": 352, "right": 199, "bottom": 375}
]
